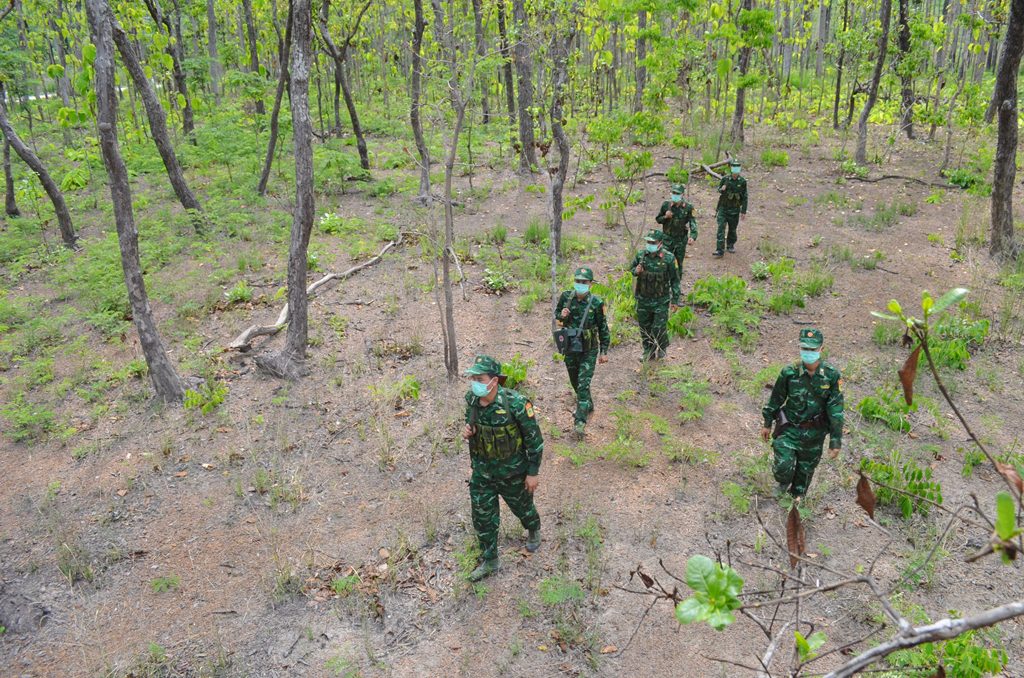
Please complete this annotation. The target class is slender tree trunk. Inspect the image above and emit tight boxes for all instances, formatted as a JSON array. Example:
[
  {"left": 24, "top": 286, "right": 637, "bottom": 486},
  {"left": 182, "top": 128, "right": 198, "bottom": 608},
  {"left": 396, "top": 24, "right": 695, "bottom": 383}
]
[
  {"left": 512, "top": 0, "right": 538, "bottom": 173},
  {"left": 988, "top": 0, "right": 1024, "bottom": 259},
  {"left": 549, "top": 12, "right": 576, "bottom": 308},
  {"left": 781, "top": 3, "right": 793, "bottom": 83},
  {"left": 3, "top": 135, "right": 19, "bottom": 217},
  {"left": 261, "top": 0, "right": 315, "bottom": 378},
  {"left": 206, "top": 0, "right": 222, "bottom": 104},
  {"left": 816, "top": 0, "right": 830, "bottom": 78},
  {"left": 731, "top": 0, "right": 755, "bottom": 144},
  {"left": 257, "top": 0, "right": 294, "bottom": 196},
  {"left": 86, "top": 0, "right": 183, "bottom": 403},
  {"left": 897, "top": 0, "right": 915, "bottom": 138},
  {"left": 243, "top": 0, "right": 266, "bottom": 115},
  {"left": 316, "top": 0, "right": 371, "bottom": 169},
  {"left": 143, "top": 0, "right": 195, "bottom": 140},
  {"left": 471, "top": 0, "right": 490, "bottom": 124},
  {"left": 411, "top": 0, "right": 431, "bottom": 202},
  {"left": 110, "top": 18, "right": 203, "bottom": 226},
  {"left": 52, "top": 0, "right": 73, "bottom": 146},
  {"left": 855, "top": 0, "right": 892, "bottom": 164},
  {"left": 0, "top": 84, "right": 76, "bottom": 248},
  {"left": 338, "top": 65, "right": 369, "bottom": 169},
  {"left": 496, "top": 0, "right": 517, "bottom": 143},
  {"left": 633, "top": 10, "right": 647, "bottom": 113}
]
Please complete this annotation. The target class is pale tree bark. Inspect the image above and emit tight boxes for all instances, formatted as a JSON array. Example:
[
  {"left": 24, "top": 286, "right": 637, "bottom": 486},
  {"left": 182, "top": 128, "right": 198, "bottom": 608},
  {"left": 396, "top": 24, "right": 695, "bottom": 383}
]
[
  {"left": 496, "top": 0, "right": 517, "bottom": 139},
  {"left": 206, "top": 0, "right": 223, "bottom": 104},
  {"left": 257, "top": 0, "right": 293, "bottom": 196},
  {"left": 317, "top": 0, "right": 371, "bottom": 170},
  {"left": 259, "top": 0, "right": 315, "bottom": 379},
  {"left": 731, "top": 0, "right": 755, "bottom": 144},
  {"left": 142, "top": 0, "right": 195, "bottom": 140},
  {"left": 242, "top": 0, "right": 265, "bottom": 115},
  {"left": 896, "top": 0, "right": 915, "bottom": 138},
  {"left": 471, "top": 0, "right": 490, "bottom": 124},
  {"left": 832, "top": 0, "right": 848, "bottom": 129},
  {"left": 51, "top": 0, "right": 73, "bottom": 146},
  {"left": 633, "top": 10, "right": 647, "bottom": 113},
  {"left": 988, "top": 0, "right": 1024, "bottom": 260},
  {"left": 0, "top": 84, "right": 76, "bottom": 248},
  {"left": 549, "top": 9, "right": 577, "bottom": 321},
  {"left": 3, "top": 135, "right": 18, "bottom": 217},
  {"left": 815, "top": 0, "right": 830, "bottom": 78},
  {"left": 512, "top": 0, "right": 538, "bottom": 173},
  {"left": 109, "top": 15, "right": 203, "bottom": 227},
  {"left": 411, "top": 0, "right": 431, "bottom": 203},
  {"left": 855, "top": 0, "right": 891, "bottom": 164},
  {"left": 86, "top": 0, "right": 183, "bottom": 403}
]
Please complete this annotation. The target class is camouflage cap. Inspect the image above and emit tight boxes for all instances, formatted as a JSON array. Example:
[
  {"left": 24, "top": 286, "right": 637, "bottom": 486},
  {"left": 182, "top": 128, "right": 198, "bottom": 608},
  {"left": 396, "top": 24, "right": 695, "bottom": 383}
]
[
  {"left": 729, "top": 158, "right": 742, "bottom": 167},
  {"left": 465, "top": 354, "right": 501, "bottom": 376},
  {"left": 799, "top": 328, "right": 824, "bottom": 349},
  {"left": 573, "top": 267, "right": 594, "bottom": 282},
  {"left": 670, "top": 183, "right": 686, "bottom": 194},
  {"left": 646, "top": 229, "right": 665, "bottom": 242}
]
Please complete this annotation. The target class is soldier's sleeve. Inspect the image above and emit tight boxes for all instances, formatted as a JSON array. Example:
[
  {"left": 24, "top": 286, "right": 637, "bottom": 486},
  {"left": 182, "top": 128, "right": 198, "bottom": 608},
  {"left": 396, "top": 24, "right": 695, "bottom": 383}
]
[
  {"left": 655, "top": 202, "right": 670, "bottom": 225},
  {"left": 669, "top": 254, "right": 681, "bottom": 304},
  {"left": 554, "top": 291, "right": 568, "bottom": 321},
  {"left": 597, "top": 299, "right": 610, "bottom": 354},
  {"left": 826, "top": 369, "right": 845, "bottom": 449},
  {"left": 629, "top": 252, "right": 642, "bottom": 274},
  {"left": 762, "top": 369, "right": 789, "bottom": 428},
  {"left": 688, "top": 206, "right": 698, "bottom": 240},
  {"left": 740, "top": 178, "right": 748, "bottom": 214},
  {"left": 464, "top": 391, "right": 475, "bottom": 424},
  {"left": 511, "top": 395, "right": 544, "bottom": 474}
]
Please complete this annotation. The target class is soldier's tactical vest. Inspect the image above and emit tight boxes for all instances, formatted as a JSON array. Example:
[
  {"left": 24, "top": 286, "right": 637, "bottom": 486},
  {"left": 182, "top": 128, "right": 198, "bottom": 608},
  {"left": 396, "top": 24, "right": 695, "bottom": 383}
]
[
  {"left": 665, "top": 205, "right": 692, "bottom": 239},
  {"left": 468, "top": 421, "right": 523, "bottom": 460},
  {"left": 636, "top": 259, "right": 671, "bottom": 298},
  {"left": 721, "top": 180, "right": 743, "bottom": 208}
]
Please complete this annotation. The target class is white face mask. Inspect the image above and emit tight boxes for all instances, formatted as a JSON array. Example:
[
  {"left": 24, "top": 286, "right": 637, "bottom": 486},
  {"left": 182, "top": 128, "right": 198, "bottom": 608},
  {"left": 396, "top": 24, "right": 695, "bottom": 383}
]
[{"left": 731, "top": 167, "right": 741, "bottom": 175}]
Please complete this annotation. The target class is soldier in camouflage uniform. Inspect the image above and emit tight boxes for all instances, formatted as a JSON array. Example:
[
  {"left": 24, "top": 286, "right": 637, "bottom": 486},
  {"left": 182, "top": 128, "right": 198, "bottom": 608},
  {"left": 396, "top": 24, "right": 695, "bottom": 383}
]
[
  {"left": 555, "top": 267, "right": 611, "bottom": 439},
  {"left": 714, "top": 159, "right": 748, "bottom": 257},
  {"left": 629, "top": 230, "right": 680, "bottom": 361},
  {"left": 760, "top": 329, "right": 844, "bottom": 501},
  {"left": 462, "top": 355, "right": 544, "bottom": 581},
  {"left": 655, "top": 183, "right": 698, "bottom": 278}
]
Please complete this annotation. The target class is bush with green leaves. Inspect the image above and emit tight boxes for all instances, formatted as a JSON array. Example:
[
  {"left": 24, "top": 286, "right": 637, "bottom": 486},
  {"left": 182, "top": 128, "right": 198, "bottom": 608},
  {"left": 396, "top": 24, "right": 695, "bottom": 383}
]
[
  {"left": 1, "top": 393, "right": 57, "bottom": 442},
  {"left": 592, "top": 273, "right": 637, "bottom": 346},
  {"left": 225, "top": 281, "right": 253, "bottom": 304},
  {"left": 688, "top": 275, "right": 762, "bottom": 349},
  {"left": 667, "top": 306, "right": 696, "bottom": 338},
  {"left": 860, "top": 450, "right": 943, "bottom": 519},
  {"left": 183, "top": 380, "right": 228, "bottom": 415},
  {"left": 538, "top": 576, "right": 585, "bottom": 606},
  {"left": 857, "top": 384, "right": 917, "bottom": 433},
  {"left": 675, "top": 555, "right": 744, "bottom": 630},
  {"left": 500, "top": 353, "right": 533, "bottom": 390},
  {"left": 888, "top": 626, "right": 1007, "bottom": 676},
  {"left": 760, "top": 149, "right": 789, "bottom": 167},
  {"left": 654, "top": 365, "right": 710, "bottom": 422}
]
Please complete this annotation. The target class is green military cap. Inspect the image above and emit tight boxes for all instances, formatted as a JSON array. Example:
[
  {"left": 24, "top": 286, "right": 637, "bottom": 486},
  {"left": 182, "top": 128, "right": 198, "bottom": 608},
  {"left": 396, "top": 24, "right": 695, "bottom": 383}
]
[
  {"left": 799, "top": 328, "right": 823, "bottom": 349},
  {"left": 646, "top": 229, "right": 665, "bottom": 242},
  {"left": 729, "top": 158, "right": 741, "bottom": 167},
  {"left": 670, "top": 183, "right": 686, "bottom": 194},
  {"left": 573, "top": 267, "right": 594, "bottom": 281},
  {"left": 465, "top": 354, "right": 501, "bottom": 376}
]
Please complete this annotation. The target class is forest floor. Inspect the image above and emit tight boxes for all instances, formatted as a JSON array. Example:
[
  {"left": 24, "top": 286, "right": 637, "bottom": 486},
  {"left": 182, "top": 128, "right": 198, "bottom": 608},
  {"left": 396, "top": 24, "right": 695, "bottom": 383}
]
[{"left": 2, "top": 126, "right": 1024, "bottom": 677}]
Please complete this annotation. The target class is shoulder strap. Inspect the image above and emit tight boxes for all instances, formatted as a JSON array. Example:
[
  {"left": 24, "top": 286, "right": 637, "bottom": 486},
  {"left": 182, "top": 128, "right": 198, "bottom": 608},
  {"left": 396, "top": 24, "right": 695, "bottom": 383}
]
[{"left": 577, "top": 293, "right": 596, "bottom": 330}]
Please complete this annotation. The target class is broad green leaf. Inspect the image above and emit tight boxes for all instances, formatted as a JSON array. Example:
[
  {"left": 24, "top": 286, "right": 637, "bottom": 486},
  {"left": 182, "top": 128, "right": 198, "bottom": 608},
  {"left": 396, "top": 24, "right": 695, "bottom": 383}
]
[
  {"left": 82, "top": 43, "right": 96, "bottom": 65},
  {"left": 177, "top": 93, "right": 186, "bottom": 108},
  {"left": 871, "top": 311, "right": 899, "bottom": 321},
  {"left": 887, "top": 299, "right": 902, "bottom": 315},
  {"left": 706, "top": 609, "right": 736, "bottom": 630},
  {"left": 795, "top": 631, "right": 810, "bottom": 659},
  {"left": 684, "top": 555, "right": 716, "bottom": 595},
  {"left": 922, "top": 292, "right": 934, "bottom": 315},
  {"left": 994, "top": 492, "right": 1021, "bottom": 541},
  {"left": 931, "top": 287, "right": 969, "bottom": 316},
  {"left": 807, "top": 631, "right": 827, "bottom": 652},
  {"left": 675, "top": 597, "right": 709, "bottom": 624}
]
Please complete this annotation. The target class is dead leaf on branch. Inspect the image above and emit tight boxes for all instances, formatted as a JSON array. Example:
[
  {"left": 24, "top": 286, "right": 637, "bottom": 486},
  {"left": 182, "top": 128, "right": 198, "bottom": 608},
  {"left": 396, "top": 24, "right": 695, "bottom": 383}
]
[
  {"left": 786, "top": 506, "right": 806, "bottom": 568},
  {"left": 898, "top": 345, "right": 921, "bottom": 406},
  {"left": 995, "top": 462, "right": 1024, "bottom": 497},
  {"left": 856, "top": 472, "right": 877, "bottom": 520}
]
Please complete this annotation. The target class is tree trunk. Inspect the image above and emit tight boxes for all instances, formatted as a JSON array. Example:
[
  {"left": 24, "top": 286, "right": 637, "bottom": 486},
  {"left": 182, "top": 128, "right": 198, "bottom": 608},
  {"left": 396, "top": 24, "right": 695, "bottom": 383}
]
[
  {"left": 496, "top": 0, "right": 517, "bottom": 142},
  {"left": 781, "top": 3, "right": 793, "bottom": 84},
  {"left": 855, "top": 0, "right": 891, "bottom": 164},
  {"left": 86, "top": 0, "right": 183, "bottom": 403},
  {"left": 0, "top": 84, "right": 76, "bottom": 248},
  {"left": 316, "top": 0, "right": 372, "bottom": 170},
  {"left": 471, "top": 0, "right": 490, "bottom": 124},
  {"left": 110, "top": 17, "right": 203, "bottom": 226},
  {"left": 633, "top": 10, "right": 647, "bottom": 113},
  {"left": 142, "top": 0, "right": 195, "bottom": 140},
  {"left": 243, "top": 0, "right": 266, "bottom": 115},
  {"left": 549, "top": 14, "right": 575, "bottom": 316},
  {"left": 338, "top": 64, "right": 369, "bottom": 169},
  {"left": 989, "top": 0, "right": 1024, "bottom": 259},
  {"left": 897, "top": 0, "right": 915, "bottom": 138},
  {"left": 257, "top": 0, "right": 294, "bottom": 196},
  {"left": 261, "top": 0, "right": 315, "bottom": 378},
  {"left": 3, "top": 135, "right": 19, "bottom": 217},
  {"left": 206, "top": 0, "right": 222, "bottom": 104},
  {"left": 816, "top": 0, "right": 830, "bottom": 78},
  {"left": 411, "top": 0, "right": 431, "bottom": 202},
  {"left": 512, "top": 0, "right": 538, "bottom": 173},
  {"left": 52, "top": 0, "right": 73, "bottom": 147},
  {"left": 833, "top": 0, "right": 849, "bottom": 129},
  {"left": 731, "top": 0, "right": 755, "bottom": 144}
]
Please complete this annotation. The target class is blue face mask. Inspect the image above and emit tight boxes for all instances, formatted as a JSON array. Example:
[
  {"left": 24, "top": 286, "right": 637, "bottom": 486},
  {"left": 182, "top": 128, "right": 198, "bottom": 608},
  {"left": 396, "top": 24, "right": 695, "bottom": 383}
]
[
  {"left": 470, "top": 379, "right": 493, "bottom": 397},
  {"left": 671, "top": 194, "right": 683, "bottom": 202},
  {"left": 800, "top": 350, "right": 821, "bottom": 365},
  {"left": 645, "top": 243, "right": 660, "bottom": 253},
  {"left": 731, "top": 167, "right": 741, "bottom": 174},
  {"left": 574, "top": 282, "right": 590, "bottom": 294}
]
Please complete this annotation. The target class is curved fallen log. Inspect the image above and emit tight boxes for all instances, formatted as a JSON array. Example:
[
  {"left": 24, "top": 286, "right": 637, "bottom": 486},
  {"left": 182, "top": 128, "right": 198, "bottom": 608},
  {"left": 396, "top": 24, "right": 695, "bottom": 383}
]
[
  {"left": 228, "top": 234, "right": 402, "bottom": 351},
  {"left": 845, "top": 174, "right": 957, "bottom": 188}
]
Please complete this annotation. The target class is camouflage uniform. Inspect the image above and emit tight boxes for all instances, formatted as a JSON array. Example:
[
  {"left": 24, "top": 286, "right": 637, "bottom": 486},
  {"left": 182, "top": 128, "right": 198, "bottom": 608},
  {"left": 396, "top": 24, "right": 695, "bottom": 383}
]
[
  {"left": 629, "top": 230, "right": 680, "bottom": 360},
  {"left": 655, "top": 186, "right": 698, "bottom": 278},
  {"left": 715, "top": 162, "right": 748, "bottom": 254},
  {"left": 761, "top": 330, "right": 844, "bottom": 498},
  {"left": 555, "top": 277, "right": 610, "bottom": 427},
  {"left": 464, "top": 362, "right": 543, "bottom": 563}
]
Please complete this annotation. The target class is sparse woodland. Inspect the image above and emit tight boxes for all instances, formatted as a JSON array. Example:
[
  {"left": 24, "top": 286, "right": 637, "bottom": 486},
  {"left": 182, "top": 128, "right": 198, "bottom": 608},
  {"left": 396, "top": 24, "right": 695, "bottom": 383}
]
[{"left": 1, "top": 0, "right": 1024, "bottom": 675}]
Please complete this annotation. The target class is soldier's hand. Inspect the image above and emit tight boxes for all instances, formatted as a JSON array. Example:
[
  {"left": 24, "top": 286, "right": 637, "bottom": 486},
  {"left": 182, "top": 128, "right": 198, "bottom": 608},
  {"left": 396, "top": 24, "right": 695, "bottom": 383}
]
[
  {"left": 760, "top": 427, "right": 771, "bottom": 442},
  {"left": 462, "top": 424, "right": 476, "bottom": 440},
  {"left": 829, "top": 447, "right": 840, "bottom": 460},
  {"left": 666, "top": 210, "right": 673, "bottom": 218},
  {"left": 688, "top": 238, "right": 695, "bottom": 245},
  {"left": 524, "top": 475, "right": 539, "bottom": 494},
  {"left": 598, "top": 355, "right": 608, "bottom": 364},
  {"left": 635, "top": 265, "right": 644, "bottom": 274},
  {"left": 560, "top": 308, "right": 570, "bottom": 319}
]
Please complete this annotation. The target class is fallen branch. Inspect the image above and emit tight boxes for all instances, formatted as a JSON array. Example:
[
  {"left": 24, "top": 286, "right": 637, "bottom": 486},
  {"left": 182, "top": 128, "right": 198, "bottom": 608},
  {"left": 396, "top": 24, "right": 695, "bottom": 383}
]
[
  {"left": 228, "top": 235, "right": 402, "bottom": 350},
  {"left": 844, "top": 174, "right": 956, "bottom": 189}
]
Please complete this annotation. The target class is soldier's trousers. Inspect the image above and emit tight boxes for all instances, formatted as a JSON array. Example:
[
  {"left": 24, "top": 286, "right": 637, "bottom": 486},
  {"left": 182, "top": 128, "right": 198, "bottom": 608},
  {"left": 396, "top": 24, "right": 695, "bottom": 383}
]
[
  {"left": 470, "top": 471, "right": 540, "bottom": 561},
  {"left": 772, "top": 427, "right": 826, "bottom": 497},
  {"left": 564, "top": 348, "right": 598, "bottom": 424},
  {"left": 664, "top": 238, "right": 688, "bottom": 278},
  {"left": 636, "top": 297, "right": 670, "bottom": 359},
  {"left": 716, "top": 210, "right": 741, "bottom": 251}
]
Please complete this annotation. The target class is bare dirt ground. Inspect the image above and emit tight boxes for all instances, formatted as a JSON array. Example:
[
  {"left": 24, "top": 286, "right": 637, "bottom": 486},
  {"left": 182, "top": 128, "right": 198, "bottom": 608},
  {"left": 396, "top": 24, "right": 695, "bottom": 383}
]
[{"left": 2, "top": 129, "right": 1024, "bottom": 677}]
